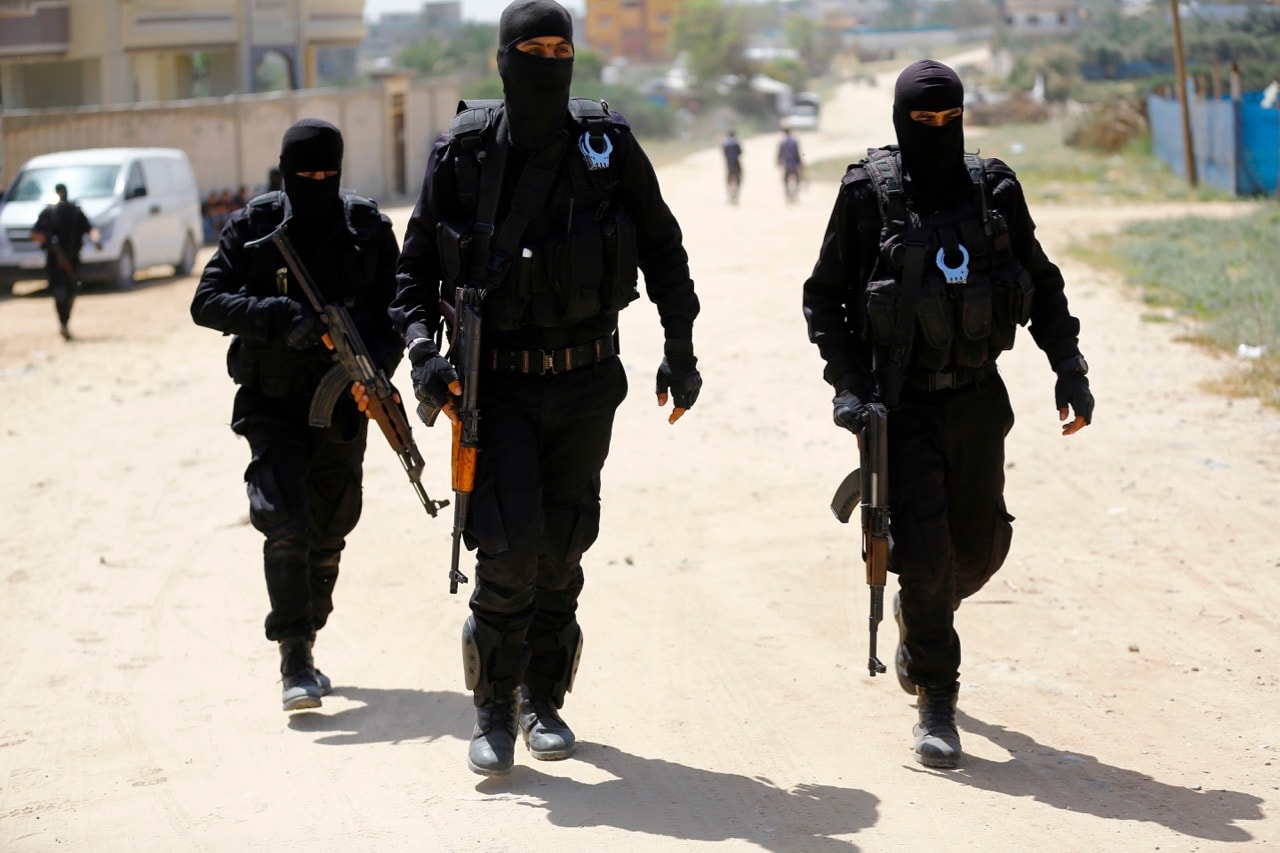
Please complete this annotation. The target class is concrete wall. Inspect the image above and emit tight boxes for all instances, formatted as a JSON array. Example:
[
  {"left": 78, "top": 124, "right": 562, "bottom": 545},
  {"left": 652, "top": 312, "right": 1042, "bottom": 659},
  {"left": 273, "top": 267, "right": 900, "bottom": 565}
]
[{"left": 1, "top": 76, "right": 461, "bottom": 205}]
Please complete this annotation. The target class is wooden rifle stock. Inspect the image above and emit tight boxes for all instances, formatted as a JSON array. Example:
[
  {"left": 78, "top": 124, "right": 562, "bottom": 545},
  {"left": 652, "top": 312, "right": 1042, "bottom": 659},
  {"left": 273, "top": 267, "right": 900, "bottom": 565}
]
[
  {"left": 861, "top": 404, "right": 890, "bottom": 677},
  {"left": 830, "top": 403, "right": 891, "bottom": 678},
  {"left": 446, "top": 286, "right": 483, "bottom": 594}
]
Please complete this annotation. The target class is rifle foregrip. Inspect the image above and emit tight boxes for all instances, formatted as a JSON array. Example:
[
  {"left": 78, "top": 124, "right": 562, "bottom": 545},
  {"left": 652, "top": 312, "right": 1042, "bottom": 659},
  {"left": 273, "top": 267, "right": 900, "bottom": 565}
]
[{"left": 452, "top": 437, "right": 477, "bottom": 492}]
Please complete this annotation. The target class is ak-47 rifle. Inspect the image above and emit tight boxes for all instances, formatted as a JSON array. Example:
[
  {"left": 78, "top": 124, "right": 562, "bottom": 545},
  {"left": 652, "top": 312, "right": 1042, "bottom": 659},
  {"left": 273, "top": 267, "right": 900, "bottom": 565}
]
[
  {"left": 245, "top": 222, "right": 450, "bottom": 530},
  {"left": 45, "top": 238, "right": 77, "bottom": 280},
  {"left": 830, "top": 403, "right": 890, "bottom": 677},
  {"left": 431, "top": 287, "right": 481, "bottom": 595}
]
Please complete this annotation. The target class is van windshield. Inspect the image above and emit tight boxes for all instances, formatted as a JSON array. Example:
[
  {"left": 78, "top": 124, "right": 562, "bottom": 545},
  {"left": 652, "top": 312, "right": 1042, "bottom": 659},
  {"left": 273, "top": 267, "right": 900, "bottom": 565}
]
[{"left": 8, "top": 165, "right": 121, "bottom": 203}]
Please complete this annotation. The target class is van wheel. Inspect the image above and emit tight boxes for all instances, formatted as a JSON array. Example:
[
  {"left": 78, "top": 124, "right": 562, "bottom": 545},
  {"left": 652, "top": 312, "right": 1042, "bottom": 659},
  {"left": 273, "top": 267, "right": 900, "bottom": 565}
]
[
  {"left": 176, "top": 233, "right": 196, "bottom": 277},
  {"left": 113, "top": 242, "right": 135, "bottom": 290}
]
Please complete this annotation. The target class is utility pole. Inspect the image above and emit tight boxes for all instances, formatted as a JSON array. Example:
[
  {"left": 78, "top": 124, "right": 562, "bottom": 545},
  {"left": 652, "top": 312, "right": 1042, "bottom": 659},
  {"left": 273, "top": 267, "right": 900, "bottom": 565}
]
[{"left": 1169, "top": 0, "right": 1197, "bottom": 187}]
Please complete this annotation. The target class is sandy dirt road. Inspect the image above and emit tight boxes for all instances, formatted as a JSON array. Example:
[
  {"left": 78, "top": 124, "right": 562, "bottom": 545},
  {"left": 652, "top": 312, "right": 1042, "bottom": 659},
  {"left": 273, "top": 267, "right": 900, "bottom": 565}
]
[{"left": 2, "top": 56, "right": 1277, "bottom": 852}]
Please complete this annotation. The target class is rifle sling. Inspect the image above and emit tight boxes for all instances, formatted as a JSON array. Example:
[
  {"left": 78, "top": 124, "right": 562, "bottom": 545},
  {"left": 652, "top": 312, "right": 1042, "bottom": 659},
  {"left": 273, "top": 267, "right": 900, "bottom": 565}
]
[{"left": 468, "top": 112, "right": 563, "bottom": 293}]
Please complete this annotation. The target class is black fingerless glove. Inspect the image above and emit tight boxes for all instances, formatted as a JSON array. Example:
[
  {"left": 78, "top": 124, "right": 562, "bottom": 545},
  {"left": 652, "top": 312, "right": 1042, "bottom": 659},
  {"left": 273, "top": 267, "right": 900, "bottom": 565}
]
[
  {"left": 1054, "top": 357, "right": 1094, "bottom": 424},
  {"left": 281, "top": 303, "right": 326, "bottom": 350},
  {"left": 656, "top": 340, "right": 702, "bottom": 409},
  {"left": 832, "top": 389, "right": 872, "bottom": 434},
  {"left": 408, "top": 336, "right": 458, "bottom": 411}
]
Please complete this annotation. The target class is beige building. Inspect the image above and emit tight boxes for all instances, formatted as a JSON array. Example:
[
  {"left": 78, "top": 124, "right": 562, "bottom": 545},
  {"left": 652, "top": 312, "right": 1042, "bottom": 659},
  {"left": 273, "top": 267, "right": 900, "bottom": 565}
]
[
  {"left": 0, "top": 1, "right": 462, "bottom": 203},
  {"left": 584, "top": 0, "right": 681, "bottom": 62},
  {"left": 0, "top": 0, "right": 367, "bottom": 109}
]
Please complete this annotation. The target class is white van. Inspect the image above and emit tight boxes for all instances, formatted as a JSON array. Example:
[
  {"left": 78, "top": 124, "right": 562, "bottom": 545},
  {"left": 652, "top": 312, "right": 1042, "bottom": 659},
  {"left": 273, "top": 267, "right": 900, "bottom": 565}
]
[{"left": 0, "top": 147, "right": 202, "bottom": 294}]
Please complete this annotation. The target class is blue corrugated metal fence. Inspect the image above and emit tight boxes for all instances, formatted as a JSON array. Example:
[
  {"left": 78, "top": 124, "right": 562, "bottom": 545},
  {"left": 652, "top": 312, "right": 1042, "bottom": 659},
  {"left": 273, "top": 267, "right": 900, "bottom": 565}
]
[{"left": 1148, "top": 90, "right": 1279, "bottom": 196}]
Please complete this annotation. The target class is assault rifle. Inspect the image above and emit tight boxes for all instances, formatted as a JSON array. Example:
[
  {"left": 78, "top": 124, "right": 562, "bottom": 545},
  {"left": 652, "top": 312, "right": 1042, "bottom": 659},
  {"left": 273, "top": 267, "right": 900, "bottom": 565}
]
[
  {"left": 432, "top": 287, "right": 481, "bottom": 595},
  {"left": 46, "top": 238, "right": 77, "bottom": 280},
  {"left": 245, "top": 223, "right": 450, "bottom": 529},
  {"left": 830, "top": 403, "right": 890, "bottom": 678}
]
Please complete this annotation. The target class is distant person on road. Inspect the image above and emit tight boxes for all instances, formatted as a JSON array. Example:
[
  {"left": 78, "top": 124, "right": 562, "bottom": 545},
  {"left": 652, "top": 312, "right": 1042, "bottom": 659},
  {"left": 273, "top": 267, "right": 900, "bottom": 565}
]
[
  {"left": 190, "top": 118, "right": 404, "bottom": 713},
  {"left": 30, "top": 182, "right": 100, "bottom": 341},
  {"left": 801, "top": 59, "right": 1095, "bottom": 768},
  {"left": 721, "top": 128, "right": 743, "bottom": 204},
  {"left": 777, "top": 127, "right": 803, "bottom": 203}
]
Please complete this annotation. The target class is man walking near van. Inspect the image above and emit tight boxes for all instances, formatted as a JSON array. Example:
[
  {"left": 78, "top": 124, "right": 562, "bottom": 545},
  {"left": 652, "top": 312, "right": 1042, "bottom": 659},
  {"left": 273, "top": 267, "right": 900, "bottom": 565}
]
[{"left": 31, "top": 183, "right": 99, "bottom": 340}]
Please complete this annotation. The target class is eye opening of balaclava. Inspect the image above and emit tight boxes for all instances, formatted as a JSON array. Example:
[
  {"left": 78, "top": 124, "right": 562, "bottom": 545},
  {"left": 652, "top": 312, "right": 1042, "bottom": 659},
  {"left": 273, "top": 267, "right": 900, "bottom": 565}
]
[
  {"left": 496, "top": 0, "right": 575, "bottom": 151},
  {"left": 892, "top": 60, "right": 969, "bottom": 212},
  {"left": 279, "top": 118, "right": 344, "bottom": 227}
]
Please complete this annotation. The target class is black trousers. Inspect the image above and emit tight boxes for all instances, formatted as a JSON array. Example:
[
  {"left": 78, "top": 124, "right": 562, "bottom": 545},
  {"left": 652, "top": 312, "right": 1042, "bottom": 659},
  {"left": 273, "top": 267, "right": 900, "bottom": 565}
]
[
  {"left": 890, "top": 372, "right": 1015, "bottom": 687},
  {"left": 464, "top": 356, "right": 628, "bottom": 659},
  {"left": 232, "top": 388, "right": 368, "bottom": 642},
  {"left": 46, "top": 257, "right": 77, "bottom": 326}
]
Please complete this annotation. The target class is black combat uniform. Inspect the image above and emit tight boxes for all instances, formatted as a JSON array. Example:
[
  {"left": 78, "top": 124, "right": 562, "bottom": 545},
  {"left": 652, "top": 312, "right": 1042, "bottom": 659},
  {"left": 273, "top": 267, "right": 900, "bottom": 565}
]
[
  {"left": 392, "top": 0, "right": 702, "bottom": 776},
  {"left": 32, "top": 186, "right": 95, "bottom": 339},
  {"left": 802, "top": 60, "right": 1093, "bottom": 768},
  {"left": 191, "top": 119, "right": 403, "bottom": 712}
]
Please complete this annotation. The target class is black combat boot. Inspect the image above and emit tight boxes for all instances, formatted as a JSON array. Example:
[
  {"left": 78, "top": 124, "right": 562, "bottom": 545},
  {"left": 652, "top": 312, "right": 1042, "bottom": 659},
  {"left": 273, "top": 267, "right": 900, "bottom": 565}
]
[
  {"left": 518, "top": 686, "right": 576, "bottom": 760},
  {"left": 308, "top": 634, "right": 332, "bottom": 697},
  {"left": 519, "top": 621, "right": 582, "bottom": 760},
  {"left": 892, "top": 591, "right": 915, "bottom": 695},
  {"left": 463, "top": 616, "right": 528, "bottom": 777},
  {"left": 279, "top": 636, "right": 322, "bottom": 712},
  {"left": 913, "top": 682, "right": 961, "bottom": 768}
]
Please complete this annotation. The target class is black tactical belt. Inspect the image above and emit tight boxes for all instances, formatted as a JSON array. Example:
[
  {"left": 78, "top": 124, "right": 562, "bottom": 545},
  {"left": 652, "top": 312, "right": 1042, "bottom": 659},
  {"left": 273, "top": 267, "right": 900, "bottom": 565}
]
[
  {"left": 488, "top": 335, "right": 617, "bottom": 376},
  {"left": 904, "top": 361, "right": 997, "bottom": 391}
]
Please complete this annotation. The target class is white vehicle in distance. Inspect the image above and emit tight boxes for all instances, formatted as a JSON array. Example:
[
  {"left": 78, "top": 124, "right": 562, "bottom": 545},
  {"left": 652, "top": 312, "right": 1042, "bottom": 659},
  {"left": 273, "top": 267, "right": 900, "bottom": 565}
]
[
  {"left": 0, "top": 147, "right": 202, "bottom": 294},
  {"left": 781, "top": 91, "right": 821, "bottom": 131}
]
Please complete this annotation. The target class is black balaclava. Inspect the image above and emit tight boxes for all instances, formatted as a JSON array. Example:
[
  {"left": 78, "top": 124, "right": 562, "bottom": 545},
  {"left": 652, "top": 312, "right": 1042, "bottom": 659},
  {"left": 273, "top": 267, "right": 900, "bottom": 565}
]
[
  {"left": 279, "top": 118, "right": 344, "bottom": 228},
  {"left": 892, "top": 60, "right": 969, "bottom": 212},
  {"left": 496, "top": 0, "right": 575, "bottom": 151}
]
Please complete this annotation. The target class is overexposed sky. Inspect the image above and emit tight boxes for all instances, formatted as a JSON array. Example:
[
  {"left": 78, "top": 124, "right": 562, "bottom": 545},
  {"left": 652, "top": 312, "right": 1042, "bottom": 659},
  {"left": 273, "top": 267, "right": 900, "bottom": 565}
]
[{"left": 363, "top": 0, "right": 585, "bottom": 24}]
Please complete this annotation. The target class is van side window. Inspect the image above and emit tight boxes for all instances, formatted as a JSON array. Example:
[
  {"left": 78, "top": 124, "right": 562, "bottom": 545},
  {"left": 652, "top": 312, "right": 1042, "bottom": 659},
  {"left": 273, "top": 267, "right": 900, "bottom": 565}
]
[{"left": 125, "top": 162, "right": 147, "bottom": 199}]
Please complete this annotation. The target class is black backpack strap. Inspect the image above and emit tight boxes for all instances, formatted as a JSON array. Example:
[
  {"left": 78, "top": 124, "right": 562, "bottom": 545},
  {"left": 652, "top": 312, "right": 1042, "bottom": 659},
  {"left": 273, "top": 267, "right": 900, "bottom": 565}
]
[{"left": 862, "top": 147, "right": 926, "bottom": 408}]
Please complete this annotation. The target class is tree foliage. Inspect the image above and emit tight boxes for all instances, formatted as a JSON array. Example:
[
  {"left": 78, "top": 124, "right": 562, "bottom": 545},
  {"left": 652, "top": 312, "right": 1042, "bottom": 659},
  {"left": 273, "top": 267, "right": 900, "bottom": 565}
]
[{"left": 397, "top": 23, "right": 497, "bottom": 79}]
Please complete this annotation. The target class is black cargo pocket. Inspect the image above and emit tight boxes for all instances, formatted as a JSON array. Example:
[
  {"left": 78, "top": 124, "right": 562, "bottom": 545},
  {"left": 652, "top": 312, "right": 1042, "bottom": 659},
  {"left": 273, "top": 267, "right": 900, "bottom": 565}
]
[
  {"left": 553, "top": 211, "right": 604, "bottom": 323},
  {"left": 915, "top": 275, "right": 953, "bottom": 350},
  {"left": 602, "top": 206, "right": 639, "bottom": 311},
  {"left": 463, "top": 475, "right": 509, "bottom": 556},
  {"left": 564, "top": 480, "right": 603, "bottom": 564},
  {"left": 226, "top": 335, "right": 257, "bottom": 387},
  {"left": 245, "top": 454, "right": 290, "bottom": 535},
  {"left": 435, "top": 220, "right": 470, "bottom": 285},
  {"left": 865, "top": 278, "right": 898, "bottom": 344},
  {"left": 255, "top": 358, "right": 294, "bottom": 397},
  {"left": 959, "top": 280, "right": 993, "bottom": 341},
  {"left": 1009, "top": 267, "right": 1033, "bottom": 326}
]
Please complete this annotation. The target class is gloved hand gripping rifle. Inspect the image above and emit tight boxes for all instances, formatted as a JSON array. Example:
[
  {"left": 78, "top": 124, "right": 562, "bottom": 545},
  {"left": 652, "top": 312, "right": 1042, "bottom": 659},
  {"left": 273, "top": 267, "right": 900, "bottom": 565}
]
[
  {"left": 245, "top": 223, "right": 450, "bottom": 525},
  {"left": 830, "top": 403, "right": 890, "bottom": 677}
]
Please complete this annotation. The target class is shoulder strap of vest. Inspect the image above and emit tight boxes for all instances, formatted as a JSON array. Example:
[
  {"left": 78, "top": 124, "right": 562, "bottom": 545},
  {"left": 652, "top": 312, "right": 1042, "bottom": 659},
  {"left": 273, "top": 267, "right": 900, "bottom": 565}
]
[
  {"left": 963, "top": 152, "right": 990, "bottom": 222},
  {"left": 449, "top": 100, "right": 504, "bottom": 210},
  {"left": 568, "top": 97, "right": 612, "bottom": 132},
  {"left": 341, "top": 192, "right": 382, "bottom": 241},
  {"left": 862, "top": 146, "right": 909, "bottom": 229},
  {"left": 245, "top": 191, "right": 286, "bottom": 237}
]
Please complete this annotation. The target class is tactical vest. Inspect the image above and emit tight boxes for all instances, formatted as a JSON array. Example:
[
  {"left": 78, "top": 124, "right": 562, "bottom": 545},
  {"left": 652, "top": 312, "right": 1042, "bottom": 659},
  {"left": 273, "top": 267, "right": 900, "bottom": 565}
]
[
  {"left": 858, "top": 147, "right": 1034, "bottom": 383},
  {"left": 227, "top": 190, "right": 387, "bottom": 397},
  {"left": 435, "top": 98, "right": 640, "bottom": 331}
]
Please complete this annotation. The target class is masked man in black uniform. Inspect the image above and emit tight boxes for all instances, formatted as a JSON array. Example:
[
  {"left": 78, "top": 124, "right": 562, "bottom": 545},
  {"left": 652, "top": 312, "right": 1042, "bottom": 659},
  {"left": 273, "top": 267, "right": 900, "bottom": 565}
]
[
  {"left": 392, "top": 0, "right": 703, "bottom": 776},
  {"left": 191, "top": 119, "right": 403, "bottom": 712},
  {"left": 802, "top": 60, "right": 1094, "bottom": 768},
  {"left": 30, "top": 182, "right": 100, "bottom": 340}
]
